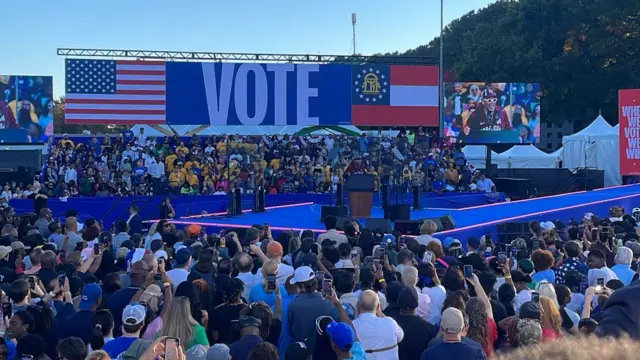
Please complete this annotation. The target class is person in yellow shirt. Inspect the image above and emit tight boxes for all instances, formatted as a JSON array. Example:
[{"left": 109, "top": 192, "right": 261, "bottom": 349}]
[
  {"left": 270, "top": 157, "right": 280, "bottom": 170},
  {"left": 186, "top": 169, "right": 199, "bottom": 187},
  {"left": 169, "top": 168, "right": 185, "bottom": 191},
  {"left": 165, "top": 153, "right": 177, "bottom": 173},
  {"left": 176, "top": 142, "right": 189, "bottom": 156}
]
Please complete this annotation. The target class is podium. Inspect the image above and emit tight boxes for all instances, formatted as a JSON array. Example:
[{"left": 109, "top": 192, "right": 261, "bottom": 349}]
[{"left": 346, "top": 174, "right": 374, "bottom": 218}]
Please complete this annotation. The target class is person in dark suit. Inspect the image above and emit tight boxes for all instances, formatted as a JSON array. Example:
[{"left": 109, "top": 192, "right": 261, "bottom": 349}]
[{"left": 127, "top": 204, "right": 142, "bottom": 236}]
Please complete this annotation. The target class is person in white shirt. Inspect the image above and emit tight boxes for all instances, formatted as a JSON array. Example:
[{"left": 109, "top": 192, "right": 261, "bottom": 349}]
[
  {"left": 166, "top": 248, "right": 192, "bottom": 291},
  {"left": 234, "top": 252, "right": 257, "bottom": 301},
  {"left": 254, "top": 241, "right": 294, "bottom": 286},
  {"left": 415, "top": 220, "right": 440, "bottom": 246},
  {"left": 136, "top": 128, "right": 147, "bottom": 147},
  {"left": 399, "top": 266, "right": 431, "bottom": 322},
  {"left": 352, "top": 290, "right": 404, "bottom": 359},
  {"left": 0, "top": 185, "right": 11, "bottom": 202},
  {"left": 476, "top": 173, "right": 496, "bottom": 192},
  {"left": 420, "top": 264, "right": 447, "bottom": 325},
  {"left": 317, "top": 216, "right": 348, "bottom": 247},
  {"left": 510, "top": 270, "right": 533, "bottom": 314},
  {"left": 64, "top": 164, "right": 78, "bottom": 184},
  {"left": 335, "top": 243, "right": 355, "bottom": 269}
]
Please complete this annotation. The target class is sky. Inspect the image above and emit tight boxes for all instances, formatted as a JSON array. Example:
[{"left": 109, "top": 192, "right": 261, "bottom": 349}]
[{"left": 1, "top": 0, "right": 494, "bottom": 97}]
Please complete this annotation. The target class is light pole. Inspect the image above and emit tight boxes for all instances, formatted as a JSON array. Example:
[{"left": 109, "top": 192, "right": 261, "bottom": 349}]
[{"left": 438, "top": 0, "right": 444, "bottom": 138}]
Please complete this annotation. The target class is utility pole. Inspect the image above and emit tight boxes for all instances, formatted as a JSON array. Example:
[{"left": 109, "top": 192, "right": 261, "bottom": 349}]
[{"left": 352, "top": 13, "right": 357, "bottom": 55}]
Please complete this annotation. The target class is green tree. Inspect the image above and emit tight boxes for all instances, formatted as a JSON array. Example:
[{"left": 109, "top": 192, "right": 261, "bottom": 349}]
[{"left": 391, "top": 0, "right": 640, "bottom": 129}]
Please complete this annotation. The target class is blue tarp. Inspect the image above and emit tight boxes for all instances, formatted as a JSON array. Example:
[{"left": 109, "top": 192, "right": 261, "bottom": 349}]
[{"left": 9, "top": 191, "right": 502, "bottom": 229}]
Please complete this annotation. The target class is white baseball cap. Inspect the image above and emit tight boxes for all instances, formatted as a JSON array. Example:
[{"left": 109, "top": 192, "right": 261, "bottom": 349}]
[
  {"left": 584, "top": 212, "right": 594, "bottom": 220},
  {"left": 289, "top": 266, "right": 315, "bottom": 285},
  {"left": 122, "top": 303, "right": 146, "bottom": 325}
]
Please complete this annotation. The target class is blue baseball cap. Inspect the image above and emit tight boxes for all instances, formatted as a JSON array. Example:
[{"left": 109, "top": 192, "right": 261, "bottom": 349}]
[
  {"left": 383, "top": 234, "right": 396, "bottom": 245},
  {"left": 174, "top": 248, "right": 193, "bottom": 266},
  {"left": 326, "top": 321, "right": 355, "bottom": 351},
  {"left": 79, "top": 283, "right": 102, "bottom": 310}
]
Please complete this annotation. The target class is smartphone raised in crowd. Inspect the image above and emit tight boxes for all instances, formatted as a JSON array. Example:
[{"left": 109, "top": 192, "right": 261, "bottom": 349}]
[
  {"left": 27, "top": 276, "right": 36, "bottom": 290},
  {"left": 463, "top": 265, "right": 473, "bottom": 278},
  {"left": 266, "top": 274, "right": 277, "bottom": 291},
  {"left": 424, "top": 251, "right": 433, "bottom": 264},
  {"left": 591, "top": 229, "right": 599, "bottom": 241},
  {"left": 93, "top": 243, "right": 100, "bottom": 256},
  {"left": 595, "top": 277, "right": 605, "bottom": 294},
  {"left": 322, "top": 279, "right": 333, "bottom": 297},
  {"left": 57, "top": 274, "right": 66, "bottom": 288},
  {"left": 164, "top": 337, "right": 181, "bottom": 360},
  {"left": 532, "top": 291, "right": 540, "bottom": 303},
  {"left": 498, "top": 252, "right": 507, "bottom": 265},
  {"left": 372, "top": 258, "right": 381, "bottom": 271}
]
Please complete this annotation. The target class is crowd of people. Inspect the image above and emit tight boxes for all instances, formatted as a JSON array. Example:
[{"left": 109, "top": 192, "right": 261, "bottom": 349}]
[
  {"left": 0, "top": 197, "right": 637, "bottom": 359},
  {"left": 0, "top": 128, "right": 501, "bottom": 202}
]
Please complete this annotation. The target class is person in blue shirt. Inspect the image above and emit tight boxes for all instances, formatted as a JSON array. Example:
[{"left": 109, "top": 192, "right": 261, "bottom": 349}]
[
  {"left": 531, "top": 249, "right": 556, "bottom": 284},
  {"left": 611, "top": 247, "right": 635, "bottom": 286},
  {"left": 59, "top": 283, "right": 102, "bottom": 345},
  {"left": 122, "top": 129, "right": 134, "bottom": 144},
  {"left": 102, "top": 303, "right": 148, "bottom": 359},
  {"left": 326, "top": 321, "right": 366, "bottom": 360},
  {"left": 248, "top": 260, "right": 288, "bottom": 311},
  {"left": 277, "top": 276, "right": 301, "bottom": 359},
  {"left": 133, "top": 160, "right": 147, "bottom": 185},
  {"left": 421, "top": 307, "right": 486, "bottom": 360}
]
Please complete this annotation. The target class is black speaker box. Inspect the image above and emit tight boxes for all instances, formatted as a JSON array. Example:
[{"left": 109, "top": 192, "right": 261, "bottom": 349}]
[
  {"left": 394, "top": 219, "right": 423, "bottom": 235},
  {"left": 440, "top": 215, "right": 456, "bottom": 231},
  {"left": 365, "top": 218, "right": 392, "bottom": 233},
  {"left": 389, "top": 204, "right": 410, "bottom": 221},
  {"left": 336, "top": 217, "right": 363, "bottom": 232},
  {"left": 320, "top": 205, "right": 349, "bottom": 221}
]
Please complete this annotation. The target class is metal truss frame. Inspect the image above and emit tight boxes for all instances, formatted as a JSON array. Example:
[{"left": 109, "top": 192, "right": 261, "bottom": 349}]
[{"left": 57, "top": 48, "right": 438, "bottom": 65}]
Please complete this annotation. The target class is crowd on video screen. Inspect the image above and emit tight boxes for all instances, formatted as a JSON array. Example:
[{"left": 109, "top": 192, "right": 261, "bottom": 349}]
[
  {"left": 443, "top": 82, "right": 541, "bottom": 145},
  {"left": 0, "top": 76, "right": 54, "bottom": 143}
]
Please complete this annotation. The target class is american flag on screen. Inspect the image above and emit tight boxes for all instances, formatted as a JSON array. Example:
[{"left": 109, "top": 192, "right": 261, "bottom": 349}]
[{"left": 65, "top": 59, "right": 166, "bottom": 124}]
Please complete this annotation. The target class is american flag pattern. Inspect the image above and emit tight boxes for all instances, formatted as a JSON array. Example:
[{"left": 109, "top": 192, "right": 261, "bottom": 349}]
[{"left": 65, "top": 59, "right": 166, "bottom": 124}]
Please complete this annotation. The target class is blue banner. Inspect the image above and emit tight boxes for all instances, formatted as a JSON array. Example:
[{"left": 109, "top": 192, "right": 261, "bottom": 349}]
[{"left": 166, "top": 62, "right": 353, "bottom": 126}]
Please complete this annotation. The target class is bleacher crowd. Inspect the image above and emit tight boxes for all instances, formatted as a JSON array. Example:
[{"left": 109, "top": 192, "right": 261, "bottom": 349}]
[
  {"left": 0, "top": 197, "right": 637, "bottom": 359},
  {"left": 0, "top": 128, "right": 493, "bottom": 203}
]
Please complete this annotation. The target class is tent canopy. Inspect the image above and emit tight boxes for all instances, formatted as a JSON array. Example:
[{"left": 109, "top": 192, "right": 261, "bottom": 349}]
[
  {"left": 561, "top": 115, "right": 620, "bottom": 186},
  {"left": 462, "top": 145, "right": 502, "bottom": 168},
  {"left": 294, "top": 126, "right": 361, "bottom": 137},
  {"left": 495, "top": 144, "right": 560, "bottom": 168}
]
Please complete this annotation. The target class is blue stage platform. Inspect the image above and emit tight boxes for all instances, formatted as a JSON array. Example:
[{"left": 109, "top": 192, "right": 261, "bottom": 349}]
[{"left": 167, "top": 184, "right": 640, "bottom": 247}]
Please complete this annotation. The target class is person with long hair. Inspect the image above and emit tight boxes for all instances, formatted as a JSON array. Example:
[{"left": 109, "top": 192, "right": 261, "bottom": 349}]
[
  {"left": 209, "top": 277, "right": 247, "bottom": 345},
  {"left": 312, "top": 316, "right": 338, "bottom": 360},
  {"left": 498, "top": 283, "right": 516, "bottom": 318},
  {"left": 89, "top": 310, "right": 115, "bottom": 352},
  {"left": 174, "top": 281, "right": 207, "bottom": 327},
  {"left": 539, "top": 296, "right": 562, "bottom": 341},
  {"left": 554, "top": 284, "right": 579, "bottom": 334},
  {"left": 248, "top": 260, "right": 286, "bottom": 311},
  {"left": 157, "top": 296, "right": 209, "bottom": 349},
  {"left": 466, "top": 298, "right": 490, "bottom": 355},
  {"left": 239, "top": 302, "right": 278, "bottom": 346}
]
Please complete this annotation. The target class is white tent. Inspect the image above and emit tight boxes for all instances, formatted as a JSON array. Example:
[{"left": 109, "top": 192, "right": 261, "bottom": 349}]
[
  {"left": 494, "top": 144, "right": 560, "bottom": 168},
  {"left": 462, "top": 145, "right": 503, "bottom": 168},
  {"left": 561, "top": 115, "right": 620, "bottom": 186}
]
